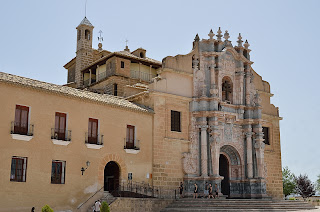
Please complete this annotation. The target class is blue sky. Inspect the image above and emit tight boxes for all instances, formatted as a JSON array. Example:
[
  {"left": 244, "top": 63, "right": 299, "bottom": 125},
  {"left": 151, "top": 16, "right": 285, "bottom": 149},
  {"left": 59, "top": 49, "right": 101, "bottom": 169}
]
[{"left": 0, "top": 0, "right": 319, "bottom": 182}]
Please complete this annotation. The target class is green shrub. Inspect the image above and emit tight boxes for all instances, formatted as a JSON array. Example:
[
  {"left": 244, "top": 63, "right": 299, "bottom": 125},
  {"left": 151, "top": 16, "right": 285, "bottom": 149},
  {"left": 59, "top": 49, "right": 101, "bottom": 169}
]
[
  {"left": 100, "top": 201, "right": 110, "bottom": 212},
  {"left": 288, "top": 197, "right": 296, "bottom": 200},
  {"left": 42, "top": 205, "right": 54, "bottom": 212}
]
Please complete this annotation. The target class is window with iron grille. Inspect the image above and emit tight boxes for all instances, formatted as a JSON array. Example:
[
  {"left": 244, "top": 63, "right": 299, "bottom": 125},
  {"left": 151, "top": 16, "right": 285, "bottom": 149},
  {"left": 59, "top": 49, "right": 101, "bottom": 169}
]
[
  {"left": 171, "top": 110, "right": 181, "bottom": 132},
  {"left": 51, "top": 160, "right": 66, "bottom": 184},
  {"left": 262, "top": 127, "right": 270, "bottom": 145},
  {"left": 10, "top": 156, "right": 27, "bottom": 182}
]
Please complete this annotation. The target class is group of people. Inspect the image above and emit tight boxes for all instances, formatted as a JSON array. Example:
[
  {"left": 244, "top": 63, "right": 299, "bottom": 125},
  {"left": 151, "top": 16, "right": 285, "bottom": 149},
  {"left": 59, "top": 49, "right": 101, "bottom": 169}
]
[{"left": 179, "top": 182, "right": 219, "bottom": 199}]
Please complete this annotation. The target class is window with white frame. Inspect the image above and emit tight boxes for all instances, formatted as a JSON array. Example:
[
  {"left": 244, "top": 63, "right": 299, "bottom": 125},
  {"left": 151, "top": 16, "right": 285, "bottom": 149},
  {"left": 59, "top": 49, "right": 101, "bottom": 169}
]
[{"left": 10, "top": 156, "right": 27, "bottom": 182}]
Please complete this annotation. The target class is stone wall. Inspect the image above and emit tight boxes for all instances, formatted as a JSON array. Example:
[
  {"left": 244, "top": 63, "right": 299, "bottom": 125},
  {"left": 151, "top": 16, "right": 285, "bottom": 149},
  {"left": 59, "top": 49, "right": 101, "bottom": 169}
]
[{"left": 110, "top": 198, "right": 174, "bottom": 212}]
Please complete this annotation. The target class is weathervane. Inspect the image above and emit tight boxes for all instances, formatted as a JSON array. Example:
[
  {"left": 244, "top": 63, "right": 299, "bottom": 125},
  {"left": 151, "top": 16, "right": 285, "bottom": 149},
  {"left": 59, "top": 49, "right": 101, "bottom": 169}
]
[
  {"left": 125, "top": 39, "right": 129, "bottom": 46},
  {"left": 98, "top": 30, "right": 103, "bottom": 42}
]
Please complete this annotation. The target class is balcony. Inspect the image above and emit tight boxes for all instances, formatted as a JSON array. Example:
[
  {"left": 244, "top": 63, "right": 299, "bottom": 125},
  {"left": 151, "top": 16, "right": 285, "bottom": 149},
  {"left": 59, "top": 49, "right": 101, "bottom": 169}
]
[
  {"left": 85, "top": 132, "right": 104, "bottom": 149},
  {"left": 124, "top": 138, "right": 140, "bottom": 154},
  {"left": 83, "top": 78, "right": 96, "bottom": 87},
  {"left": 10, "top": 121, "right": 34, "bottom": 141},
  {"left": 130, "top": 70, "right": 156, "bottom": 83},
  {"left": 51, "top": 128, "right": 72, "bottom": 146}
]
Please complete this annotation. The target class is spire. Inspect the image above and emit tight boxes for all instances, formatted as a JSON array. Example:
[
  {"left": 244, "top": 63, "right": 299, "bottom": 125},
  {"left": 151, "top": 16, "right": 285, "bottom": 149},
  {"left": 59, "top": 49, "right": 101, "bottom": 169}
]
[
  {"left": 244, "top": 39, "right": 250, "bottom": 49},
  {"left": 224, "top": 30, "right": 232, "bottom": 47},
  {"left": 194, "top": 34, "right": 200, "bottom": 42},
  {"left": 216, "top": 27, "right": 222, "bottom": 41},
  {"left": 208, "top": 29, "right": 215, "bottom": 40},
  {"left": 78, "top": 17, "right": 93, "bottom": 27},
  {"left": 237, "top": 33, "right": 243, "bottom": 47}
]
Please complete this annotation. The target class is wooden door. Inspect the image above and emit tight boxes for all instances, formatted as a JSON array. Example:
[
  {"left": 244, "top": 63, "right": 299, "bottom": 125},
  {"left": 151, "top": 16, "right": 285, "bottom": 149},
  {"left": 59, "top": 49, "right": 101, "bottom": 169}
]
[
  {"left": 126, "top": 125, "right": 135, "bottom": 149},
  {"left": 14, "top": 105, "right": 29, "bottom": 135},
  {"left": 88, "top": 118, "right": 98, "bottom": 144},
  {"left": 55, "top": 112, "right": 66, "bottom": 140}
]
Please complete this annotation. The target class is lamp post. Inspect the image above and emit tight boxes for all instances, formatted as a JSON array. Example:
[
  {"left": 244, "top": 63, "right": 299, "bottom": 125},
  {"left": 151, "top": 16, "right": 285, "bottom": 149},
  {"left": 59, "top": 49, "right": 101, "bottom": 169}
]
[{"left": 81, "top": 161, "right": 90, "bottom": 175}]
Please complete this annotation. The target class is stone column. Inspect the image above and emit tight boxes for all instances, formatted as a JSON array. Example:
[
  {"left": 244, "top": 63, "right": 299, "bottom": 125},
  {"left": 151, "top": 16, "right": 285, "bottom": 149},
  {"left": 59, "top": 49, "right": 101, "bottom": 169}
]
[
  {"left": 96, "top": 65, "right": 100, "bottom": 82},
  {"left": 89, "top": 69, "right": 92, "bottom": 86},
  {"left": 200, "top": 124, "right": 208, "bottom": 177},
  {"left": 253, "top": 124, "right": 265, "bottom": 178},
  {"left": 245, "top": 126, "right": 253, "bottom": 179},
  {"left": 209, "top": 117, "right": 220, "bottom": 176},
  {"left": 245, "top": 67, "right": 251, "bottom": 106}
]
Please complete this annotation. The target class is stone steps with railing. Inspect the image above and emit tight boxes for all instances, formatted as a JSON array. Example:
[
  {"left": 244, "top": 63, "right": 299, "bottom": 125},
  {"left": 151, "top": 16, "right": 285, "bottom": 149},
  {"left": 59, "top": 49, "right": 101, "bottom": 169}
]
[{"left": 161, "top": 198, "right": 316, "bottom": 212}]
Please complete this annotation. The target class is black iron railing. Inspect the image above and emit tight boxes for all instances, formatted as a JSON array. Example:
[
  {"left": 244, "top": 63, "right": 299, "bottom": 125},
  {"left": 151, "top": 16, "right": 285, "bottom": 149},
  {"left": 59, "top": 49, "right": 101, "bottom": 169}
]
[
  {"left": 11, "top": 121, "right": 34, "bottom": 136},
  {"left": 85, "top": 132, "right": 104, "bottom": 145},
  {"left": 124, "top": 138, "right": 140, "bottom": 150},
  {"left": 51, "top": 128, "right": 71, "bottom": 141}
]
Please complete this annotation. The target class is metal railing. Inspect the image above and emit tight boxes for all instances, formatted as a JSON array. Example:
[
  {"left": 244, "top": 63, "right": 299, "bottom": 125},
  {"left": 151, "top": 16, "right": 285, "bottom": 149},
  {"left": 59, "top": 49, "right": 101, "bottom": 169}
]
[
  {"left": 124, "top": 138, "right": 140, "bottom": 150},
  {"left": 130, "top": 70, "right": 156, "bottom": 82},
  {"left": 77, "top": 185, "right": 105, "bottom": 209},
  {"left": 51, "top": 128, "right": 71, "bottom": 141},
  {"left": 85, "top": 132, "right": 104, "bottom": 145},
  {"left": 111, "top": 179, "right": 178, "bottom": 199},
  {"left": 11, "top": 121, "right": 34, "bottom": 136}
]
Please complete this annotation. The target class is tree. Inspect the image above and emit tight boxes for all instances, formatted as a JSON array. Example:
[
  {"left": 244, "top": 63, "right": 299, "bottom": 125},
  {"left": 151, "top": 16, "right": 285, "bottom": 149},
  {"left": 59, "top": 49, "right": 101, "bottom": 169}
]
[
  {"left": 316, "top": 174, "right": 320, "bottom": 192},
  {"left": 282, "top": 166, "right": 296, "bottom": 197},
  {"left": 100, "top": 201, "right": 110, "bottom": 212},
  {"left": 295, "top": 174, "right": 316, "bottom": 200},
  {"left": 41, "top": 205, "right": 54, "bottom": 212}
]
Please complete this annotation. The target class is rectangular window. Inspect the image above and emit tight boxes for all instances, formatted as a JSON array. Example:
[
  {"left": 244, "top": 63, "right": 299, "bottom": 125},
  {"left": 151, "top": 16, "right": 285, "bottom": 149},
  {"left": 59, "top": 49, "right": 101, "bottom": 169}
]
[
  {"left": 14, "top": 105, "right": 29, "bottom": 135},
  {"left": 126, "top": 125, "right": 135, "bottom": 149},
  {"left": 88, "top": 118, "right": 98, "bottom": 144},
  {"left": 171, "top": 110, "right": 181, "bottom": 132},
  {"left": 10, "top": 157, "right": 27, "bottom": 182},
  {"left": 121, "top": 61, "right": 125, "bottom": 69},
  {"left": 262, "top": 127, "right": 270, "bottom": 145},
  {"left": 54, "top": 112, "right": 67, "bottom": 140},
  {"left": 51, "top": 160, "right": 66, "bottom": 184}
]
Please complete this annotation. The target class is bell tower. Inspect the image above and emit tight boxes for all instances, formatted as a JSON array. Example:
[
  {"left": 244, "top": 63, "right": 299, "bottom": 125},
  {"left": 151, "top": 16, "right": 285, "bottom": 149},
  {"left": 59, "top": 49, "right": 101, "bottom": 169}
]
[{"left": 75, "top": 17, "right": 94, "bottom": 88}]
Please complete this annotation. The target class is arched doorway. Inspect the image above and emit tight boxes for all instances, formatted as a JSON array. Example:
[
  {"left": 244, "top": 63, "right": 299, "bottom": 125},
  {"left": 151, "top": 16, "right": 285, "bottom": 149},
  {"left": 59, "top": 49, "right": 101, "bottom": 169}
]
[
  {"left": 219, "top": 154, "right": 230, "bottom": 196},
  {"left": 104, "top": 161, "right": 120, "bottom": 192}
]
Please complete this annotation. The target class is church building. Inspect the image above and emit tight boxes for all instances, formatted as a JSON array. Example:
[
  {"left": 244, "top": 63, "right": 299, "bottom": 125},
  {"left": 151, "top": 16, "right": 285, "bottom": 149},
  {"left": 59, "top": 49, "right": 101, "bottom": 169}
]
[{"left": 0, "top": 17, "right": 283, "bottom": 211}]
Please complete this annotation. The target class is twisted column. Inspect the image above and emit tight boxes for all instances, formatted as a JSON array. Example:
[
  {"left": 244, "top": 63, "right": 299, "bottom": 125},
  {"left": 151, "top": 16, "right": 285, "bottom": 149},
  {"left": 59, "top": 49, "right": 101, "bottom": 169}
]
[{"left": 245, "top": 128, "right": 254, "bottom": 179}]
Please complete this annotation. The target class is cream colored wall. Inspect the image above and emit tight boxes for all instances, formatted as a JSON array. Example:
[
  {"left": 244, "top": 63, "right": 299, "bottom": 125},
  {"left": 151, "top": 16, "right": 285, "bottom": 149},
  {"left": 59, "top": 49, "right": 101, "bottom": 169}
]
[
  {"left": 0, "top": 83, "right": 153, "bottom": 212},
  {"left": 149, "top": 69, "right": 193, "bottom": 98},
  {"left": 130, "top": 63, "right": 157, "bottom": 76}
]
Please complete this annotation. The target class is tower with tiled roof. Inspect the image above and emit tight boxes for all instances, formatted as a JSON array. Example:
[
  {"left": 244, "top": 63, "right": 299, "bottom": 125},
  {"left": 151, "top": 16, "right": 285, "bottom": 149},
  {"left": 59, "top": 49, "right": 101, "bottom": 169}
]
[{"left": 75, "top": 17, "right": 94, "bottom": 88}]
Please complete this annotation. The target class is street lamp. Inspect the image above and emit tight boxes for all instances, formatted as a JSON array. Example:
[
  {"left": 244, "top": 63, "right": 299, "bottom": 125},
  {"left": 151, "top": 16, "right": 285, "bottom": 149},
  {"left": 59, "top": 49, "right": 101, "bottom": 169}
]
[{"left": 81, "top": 161, "right": 90, "bottom": 175}]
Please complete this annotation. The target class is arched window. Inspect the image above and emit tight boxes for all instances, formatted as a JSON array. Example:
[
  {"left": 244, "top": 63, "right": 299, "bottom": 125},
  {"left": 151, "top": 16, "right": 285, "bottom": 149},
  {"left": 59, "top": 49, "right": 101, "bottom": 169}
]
[
  {"left": 140, "top": 52, "right": 144, "bottom": 58},
  {"left": 85, "top": 30, "right": 91, "bottom": 40},
  {"left": 222, "top": 77, "right": 233, "bottom": 103}
]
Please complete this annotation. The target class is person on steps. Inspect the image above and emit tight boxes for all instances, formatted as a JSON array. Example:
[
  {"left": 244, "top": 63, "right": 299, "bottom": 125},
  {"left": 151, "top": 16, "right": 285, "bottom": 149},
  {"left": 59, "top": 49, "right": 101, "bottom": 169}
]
[
  {"left": 179, "top": 182, "right": 184, "bottom": 198},
  {"left": 208, "top": 184, "right": 214, "bottom": 199},
  {"left": 193, "top": 183, "right": 198, "bottom": 199},
  {"left": 214, "top": 184, "right": 219, "bottom": 199}
]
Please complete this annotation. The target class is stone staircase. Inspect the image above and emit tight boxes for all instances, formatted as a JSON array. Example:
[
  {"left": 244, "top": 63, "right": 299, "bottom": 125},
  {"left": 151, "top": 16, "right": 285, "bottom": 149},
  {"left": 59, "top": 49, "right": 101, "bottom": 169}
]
[
  {"left": 87, "top": 191, "right": 116, "bottom": 212},
  {"left": 161, "top": 199, "right": 316, "bottom": 212}
]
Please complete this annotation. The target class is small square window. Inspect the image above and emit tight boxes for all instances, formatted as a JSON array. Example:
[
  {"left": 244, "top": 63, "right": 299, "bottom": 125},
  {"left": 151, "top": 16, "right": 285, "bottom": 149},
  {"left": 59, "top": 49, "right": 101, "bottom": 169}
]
[
  {"left": 262, "top": 127, "right": 270, "bottom": 145},
  {"left": 10, "top": 156, "right": 27, "bottom": 182},
  {"left": 171, "top": 110, "right": 181, "bottom": 132},
  {"left": 121, "top": 61, "right": 125, "bottom": 69},
  {"left": 51, "top": 160, "right": 66, "bottom": 184}
]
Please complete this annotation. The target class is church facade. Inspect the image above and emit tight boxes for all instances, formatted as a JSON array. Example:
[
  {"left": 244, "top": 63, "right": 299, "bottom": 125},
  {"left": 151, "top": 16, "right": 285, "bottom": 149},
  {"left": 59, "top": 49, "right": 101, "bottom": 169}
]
[{"left": 0, "top": 17, "right": 283, "bottom": 211}]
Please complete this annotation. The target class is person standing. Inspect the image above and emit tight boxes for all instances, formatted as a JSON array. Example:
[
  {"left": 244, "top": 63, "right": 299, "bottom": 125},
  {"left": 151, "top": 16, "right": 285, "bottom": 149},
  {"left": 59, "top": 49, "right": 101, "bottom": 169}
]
[
  {"left": 193, "top": 183, "right": 198, "bottom": 199},
  {"left": 204, "top": 182, "right": 209, "bottom": 198},
  {"left": 94, "top": 199, "right": 101, "bottom": 212},
  {"left": 214, "top": 184, "right": 219, "bottom": 199},
  {"left": 179, "top": 182, "right": 184, "bottom": 198},
  {"left": 208, "top": 184, "right": 213, "bottom": 199}
]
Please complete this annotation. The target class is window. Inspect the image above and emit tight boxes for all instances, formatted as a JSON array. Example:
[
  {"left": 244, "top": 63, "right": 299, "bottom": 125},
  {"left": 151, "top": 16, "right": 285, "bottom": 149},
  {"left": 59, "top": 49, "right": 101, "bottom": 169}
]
[
  {"left": 14, "top": 105, "right": 29, "bottom": 135},
  {"left": 77, "top": 29, "right": 81, "bottom": 40},
  {"left": 222, "top": 77, "right": 233, "bottom": 103},
  {"left": 113, "top": 83, "right": 118, "bottom": 96},
  {"left": 126, "top": 125, "right": 135, "bottom": 149},
  {"left": 262, "top": 127, "right": 270, "bottom": 145},
  {"left": 88, "top": 118, "right": 98, "bottom": 144},
  {"left": 10, "top": 157, "right": 27, "bottom": 182},
  {"left": 85, "top": 29, "right": 90, "bottom": 40},
  {"left": 121, "top": 61, "right": 125, "bottom": 69},
  {"left": 140, "top": 52, "right": 144, "bottom": 58},
  {"left": 171, "top": 110, "right": 181, "bottom": 132},
  {"left": 51, "top": 160, "right": 66, "bottom": 184},
  {"left": 54, "top": 112, "right": 66, "bottom": 140}
]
